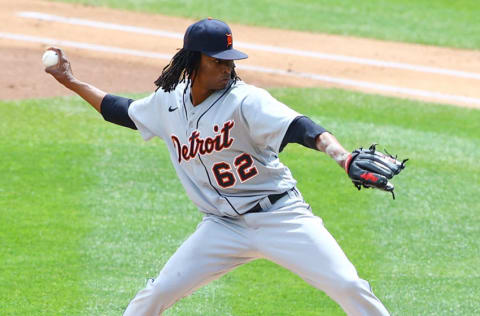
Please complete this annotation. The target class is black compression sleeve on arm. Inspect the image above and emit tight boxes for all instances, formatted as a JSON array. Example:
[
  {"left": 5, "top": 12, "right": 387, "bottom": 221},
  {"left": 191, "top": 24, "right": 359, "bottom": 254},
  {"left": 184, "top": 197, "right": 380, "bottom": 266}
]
[
  {"left": 279, "top": 116, "right": 327, "bottom": 152},
  {"left": 100, "top": 94, "right": 137, "bottom": 130}
]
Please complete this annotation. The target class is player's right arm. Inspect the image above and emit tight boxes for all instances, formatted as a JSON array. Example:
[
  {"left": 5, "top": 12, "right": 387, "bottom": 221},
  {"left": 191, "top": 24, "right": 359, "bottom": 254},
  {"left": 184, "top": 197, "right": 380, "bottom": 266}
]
[
  {"left": 44, "top": 47, "right": 106, "bottom": 112},
  {"left": 44, "top": 47, "right": 137, "bottom": 130}
]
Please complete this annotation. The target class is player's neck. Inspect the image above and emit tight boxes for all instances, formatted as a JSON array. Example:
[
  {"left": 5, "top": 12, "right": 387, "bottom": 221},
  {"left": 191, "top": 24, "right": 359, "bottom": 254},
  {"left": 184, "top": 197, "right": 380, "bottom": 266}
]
[{"left": 190, "top": 84, "right": 214, "bottom": 106}]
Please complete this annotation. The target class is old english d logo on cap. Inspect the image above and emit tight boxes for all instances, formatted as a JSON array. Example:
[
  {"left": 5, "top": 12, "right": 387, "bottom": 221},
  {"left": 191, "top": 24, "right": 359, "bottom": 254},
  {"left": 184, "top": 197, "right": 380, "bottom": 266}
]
[
  {"left": 226, "top": 33, "right": 232, "bottom": 47},
  {"left": 183, "top": 18, "right": 248, "bottom": 60}
]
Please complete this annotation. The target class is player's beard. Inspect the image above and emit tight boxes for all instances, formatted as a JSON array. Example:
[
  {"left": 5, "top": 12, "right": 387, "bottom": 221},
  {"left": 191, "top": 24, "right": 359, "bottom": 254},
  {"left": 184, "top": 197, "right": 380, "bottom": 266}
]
[{"left": 217, "top": 76, "right": 231, "bottom": 89}]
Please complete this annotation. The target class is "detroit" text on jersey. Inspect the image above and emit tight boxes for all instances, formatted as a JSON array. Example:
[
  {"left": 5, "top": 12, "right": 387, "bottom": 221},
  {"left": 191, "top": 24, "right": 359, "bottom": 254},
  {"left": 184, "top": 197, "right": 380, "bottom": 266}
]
[{"left": 171, "top": 120, "right": 235, "bottom": 163}]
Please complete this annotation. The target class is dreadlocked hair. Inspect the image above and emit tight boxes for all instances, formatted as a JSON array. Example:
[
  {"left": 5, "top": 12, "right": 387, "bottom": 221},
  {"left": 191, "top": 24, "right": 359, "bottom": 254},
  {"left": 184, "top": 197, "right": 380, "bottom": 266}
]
[
  {"left": 154, "top": 49, "right": 200, "bottom": 92},
  {"left": 154, "top": 48, "right": 241, "bottom": 92}
]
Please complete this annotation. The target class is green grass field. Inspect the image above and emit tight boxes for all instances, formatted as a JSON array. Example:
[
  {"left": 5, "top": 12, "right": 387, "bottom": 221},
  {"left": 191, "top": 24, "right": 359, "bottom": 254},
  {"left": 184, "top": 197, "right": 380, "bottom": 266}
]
[
  {"left": 1, "top": 89, "right": 479, "bottom": 315},
  {"left": 51, "top": 0, "right": 480, "bottom": 50}
]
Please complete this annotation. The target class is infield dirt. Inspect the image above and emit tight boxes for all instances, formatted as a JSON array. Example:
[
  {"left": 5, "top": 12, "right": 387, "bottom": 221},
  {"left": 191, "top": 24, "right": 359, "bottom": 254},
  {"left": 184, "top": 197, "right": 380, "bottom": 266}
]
[{"left": 2, "top": 0, "right": 480, "bottom": 108}]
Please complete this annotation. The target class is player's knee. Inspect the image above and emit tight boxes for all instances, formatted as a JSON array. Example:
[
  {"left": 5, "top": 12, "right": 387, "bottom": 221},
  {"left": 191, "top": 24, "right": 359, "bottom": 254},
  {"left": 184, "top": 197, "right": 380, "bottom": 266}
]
[
  {"left": 123, "top": 279, "right": 173, "bottom": 315},
  {"left": 334, "top": 277, "right": 372, "bottom": 296},
  {"left": 150, "top": 276, "right": 192, "bottom": 304},
  {"left": 149, "top": 281, "right": 172, "bottom": 300},
  {"left": 132, "top": 278, "right": 177, "bottom": 309}
]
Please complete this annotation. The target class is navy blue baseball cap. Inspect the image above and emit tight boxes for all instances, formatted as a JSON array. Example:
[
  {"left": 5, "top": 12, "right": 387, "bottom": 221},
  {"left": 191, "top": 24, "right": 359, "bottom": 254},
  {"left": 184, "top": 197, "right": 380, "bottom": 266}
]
[{"left": 183, "top": 18, "right": 248, "bottom": 60}]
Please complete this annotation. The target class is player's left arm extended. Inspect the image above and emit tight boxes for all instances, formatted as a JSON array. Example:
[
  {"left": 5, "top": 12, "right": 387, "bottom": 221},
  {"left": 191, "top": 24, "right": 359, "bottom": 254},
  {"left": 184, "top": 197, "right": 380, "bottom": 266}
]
[
  {"left": 314, "top": 132, "right": 350, "bottom": 171},
  {"left": 281, "top": 116, "right": 407, "bottom": 198},
  {"left": 280, "top": 116, "right": 348, "bottom": 171}
]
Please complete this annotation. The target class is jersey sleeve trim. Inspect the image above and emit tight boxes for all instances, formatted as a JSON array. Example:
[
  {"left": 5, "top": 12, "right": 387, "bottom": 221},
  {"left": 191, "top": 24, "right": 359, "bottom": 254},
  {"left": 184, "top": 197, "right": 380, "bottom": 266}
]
[
  {"left": 279, "top": 116, "right": 328, "bottom": 152},
  {"left": 100, "top": 94, "right": 137, "bottom": 130}
]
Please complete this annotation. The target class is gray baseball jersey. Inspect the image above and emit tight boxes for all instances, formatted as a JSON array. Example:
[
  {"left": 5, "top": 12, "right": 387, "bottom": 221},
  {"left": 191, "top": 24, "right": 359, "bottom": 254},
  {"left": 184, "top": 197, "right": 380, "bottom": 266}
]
[{"left": 128, "top": 80, "right": 300, "bottom": 217}]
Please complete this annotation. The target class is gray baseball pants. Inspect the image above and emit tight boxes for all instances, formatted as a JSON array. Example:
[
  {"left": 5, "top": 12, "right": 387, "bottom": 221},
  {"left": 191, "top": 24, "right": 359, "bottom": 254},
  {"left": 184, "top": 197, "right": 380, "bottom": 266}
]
[{"left": 123, "top": 191, "right": 390, "bottom": 315}]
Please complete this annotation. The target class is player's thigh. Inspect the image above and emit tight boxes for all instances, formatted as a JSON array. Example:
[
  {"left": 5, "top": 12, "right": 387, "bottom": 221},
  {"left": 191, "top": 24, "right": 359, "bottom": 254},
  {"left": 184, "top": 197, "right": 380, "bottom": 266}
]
[
  {"left": 155, "top": 215, "right": 255, "bottom": 294},
  {"left": 254, "top": 208, "right": 358, "bottom": 287},
  {"left": 123, "top": 217, "right": 257, "bottom": 315}
]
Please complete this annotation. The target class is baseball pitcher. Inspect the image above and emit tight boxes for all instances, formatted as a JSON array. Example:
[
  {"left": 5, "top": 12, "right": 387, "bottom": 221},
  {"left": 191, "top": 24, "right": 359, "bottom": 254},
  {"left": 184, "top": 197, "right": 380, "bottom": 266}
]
[{"left": 45, "top": 18, "right": 406, "bottom": 316}]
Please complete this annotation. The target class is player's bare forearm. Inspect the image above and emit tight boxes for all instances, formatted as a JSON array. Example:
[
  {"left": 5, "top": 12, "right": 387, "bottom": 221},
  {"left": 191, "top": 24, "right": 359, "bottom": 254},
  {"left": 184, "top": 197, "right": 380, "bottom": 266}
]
[
  {"left": 315, "top": 132, "right": 350, "bottom": 170},
  {"left": 64, "top": 79, "right": 106, "bottom": 113},
  {"left": 44, "top": 47, "right": 106, "bottom": 113}
]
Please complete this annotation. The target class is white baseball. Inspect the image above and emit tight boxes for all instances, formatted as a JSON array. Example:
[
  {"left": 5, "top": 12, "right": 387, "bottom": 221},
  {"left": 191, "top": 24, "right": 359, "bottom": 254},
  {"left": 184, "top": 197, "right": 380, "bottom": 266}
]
[{"left": 42, "top": 50, "right": 59, "bottom": 68}]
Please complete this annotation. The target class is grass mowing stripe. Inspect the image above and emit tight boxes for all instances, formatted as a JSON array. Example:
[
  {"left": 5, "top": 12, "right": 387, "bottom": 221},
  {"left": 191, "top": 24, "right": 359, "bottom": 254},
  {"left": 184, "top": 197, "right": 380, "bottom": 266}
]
[
  {"left": 1, "top": 87, "right": 479, "bottom": 315},
  {"left": 270, "top": 88, "right": 480, "bottom": 141},
  {"left": 0, "top": 98, "right": 99, "bottom": 315},
  {"left": 51, "top": 0, "right": 480, "bottom": 49}
]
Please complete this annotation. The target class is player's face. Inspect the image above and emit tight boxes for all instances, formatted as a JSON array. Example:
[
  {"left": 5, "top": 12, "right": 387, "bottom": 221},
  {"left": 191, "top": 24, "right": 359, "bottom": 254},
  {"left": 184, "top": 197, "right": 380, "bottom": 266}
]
[{"left": 196, "top": 54, "right": 234, "bottom": 91}]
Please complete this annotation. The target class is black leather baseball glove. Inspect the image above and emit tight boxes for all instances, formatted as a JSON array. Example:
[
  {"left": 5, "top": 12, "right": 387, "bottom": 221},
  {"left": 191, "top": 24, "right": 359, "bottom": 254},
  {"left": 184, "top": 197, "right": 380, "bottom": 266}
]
[{"left": 345, "top": 144, "right": 408, "bottom": 199}]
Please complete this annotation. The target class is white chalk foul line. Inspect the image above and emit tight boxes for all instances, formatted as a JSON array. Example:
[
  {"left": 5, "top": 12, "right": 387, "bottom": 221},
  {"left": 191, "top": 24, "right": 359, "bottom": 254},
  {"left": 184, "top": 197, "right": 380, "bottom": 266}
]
[
  {"left": 2, "top": 31, "right": 480, "bottom": 106},
  {"left": 17, "top": 11, "right": 480, "bottom": 81},
  {"left": 18, "top": 11, "right": 184, "bottom": 40},
  {"left": 0, "top": 32, "right": 172, "bottom": 59},
  {"left": 239, "top": 65, "right": 480, "bottom": 105}
]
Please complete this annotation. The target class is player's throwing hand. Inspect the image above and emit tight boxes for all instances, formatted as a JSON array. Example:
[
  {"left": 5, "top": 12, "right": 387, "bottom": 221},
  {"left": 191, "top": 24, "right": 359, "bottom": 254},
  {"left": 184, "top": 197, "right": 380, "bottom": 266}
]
[{"left": 44, "top": 47, "right": 75, "bottom": 87}]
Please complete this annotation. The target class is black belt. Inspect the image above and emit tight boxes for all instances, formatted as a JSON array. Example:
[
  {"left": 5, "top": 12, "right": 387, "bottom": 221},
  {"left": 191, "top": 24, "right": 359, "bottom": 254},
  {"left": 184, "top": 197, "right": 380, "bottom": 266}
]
[{"left": 244, "top": 190, "right": 290, "bottom": 214}]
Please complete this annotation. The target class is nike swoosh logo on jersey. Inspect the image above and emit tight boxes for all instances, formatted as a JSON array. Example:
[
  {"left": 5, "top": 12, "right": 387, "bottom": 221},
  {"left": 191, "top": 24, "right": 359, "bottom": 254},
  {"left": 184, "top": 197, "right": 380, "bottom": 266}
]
[{"left": 168, "top": 105, "right": 178, "bottom": 112}]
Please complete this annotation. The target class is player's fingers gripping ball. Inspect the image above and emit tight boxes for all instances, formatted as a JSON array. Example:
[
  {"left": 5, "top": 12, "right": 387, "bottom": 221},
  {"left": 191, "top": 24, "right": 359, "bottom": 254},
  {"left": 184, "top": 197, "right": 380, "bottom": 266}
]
[
  {"left": 345, "top": 144, "right": 408, "bottom": 199},
  {"left": 42, "top": 50, "right": 59, "bottom": 68}
]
